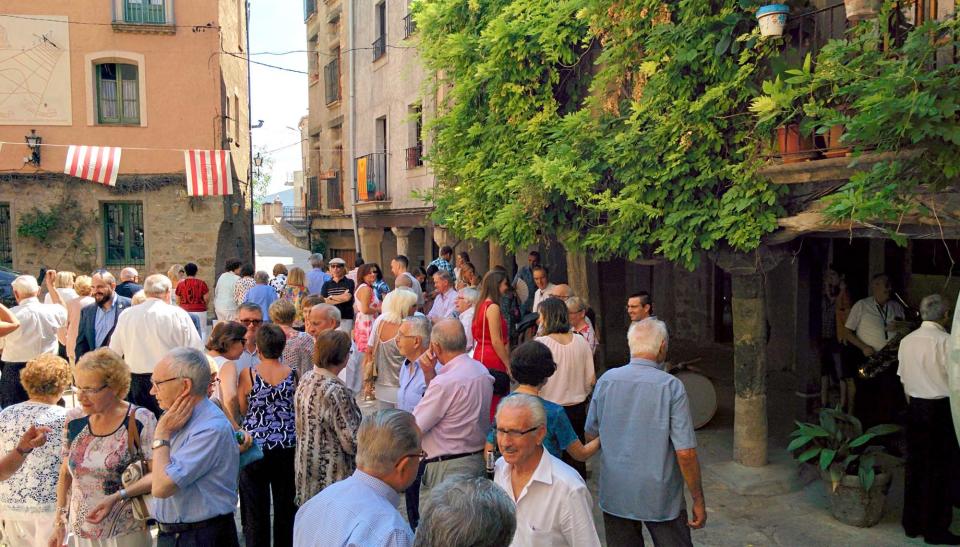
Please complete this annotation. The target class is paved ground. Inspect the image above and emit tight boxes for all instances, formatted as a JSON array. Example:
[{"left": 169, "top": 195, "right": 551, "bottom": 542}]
[{"left": 254, "top": 224, "right": 311, "bottom": 273}]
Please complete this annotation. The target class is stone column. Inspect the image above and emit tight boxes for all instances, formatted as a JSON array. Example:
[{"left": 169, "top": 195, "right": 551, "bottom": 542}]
[
  {"left": 391, "top": 227, "right": 414, "bottom": 259},
  {"left": 433, "top": 226, "right": 455, "bottom": 250},
  {"left": 489, "top": 239, "right": 510, "bottom": 271},
  {"left": 359, "top": 227, "right": 384, "bottom": 266},
  {"left": 715, "top": 246, "right": 784, "bottom": 467}
]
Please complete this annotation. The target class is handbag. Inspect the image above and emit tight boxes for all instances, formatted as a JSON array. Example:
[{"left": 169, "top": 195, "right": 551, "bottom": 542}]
[
  {"left": 120, "top": 407, "right": 152, "bottom": 521},
  {"left": 239, "top": 441, "right": 264, "bottom": 468},
  {"left": 479, "top": 303, "right": 511, "bottom": 396}
]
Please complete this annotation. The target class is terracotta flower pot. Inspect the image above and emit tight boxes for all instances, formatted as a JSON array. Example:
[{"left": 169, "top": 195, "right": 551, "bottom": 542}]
[
  {"left": 822, "top": 124, "right": 852, "bottom": 158},
  {"left": 776, "top": 124, "right": 818, "bottom": 163},
  {"left": 844, "top": 0, "right": 881, "bottom": 22}
]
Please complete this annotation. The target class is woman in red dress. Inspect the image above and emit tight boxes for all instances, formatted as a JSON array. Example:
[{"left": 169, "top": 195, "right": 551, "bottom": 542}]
[{"left": 471, "top": 270, "right": 511, "bottom": 419}]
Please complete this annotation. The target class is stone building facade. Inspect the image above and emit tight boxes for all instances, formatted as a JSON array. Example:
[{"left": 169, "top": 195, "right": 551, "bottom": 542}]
[{"left": 0, "top": 0, "right": 252, "bottom": 289}]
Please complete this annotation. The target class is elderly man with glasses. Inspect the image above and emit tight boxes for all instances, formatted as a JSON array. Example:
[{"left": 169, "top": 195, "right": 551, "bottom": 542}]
[{"left": 294, "top": 409, "right": 423, "bottom": 547}]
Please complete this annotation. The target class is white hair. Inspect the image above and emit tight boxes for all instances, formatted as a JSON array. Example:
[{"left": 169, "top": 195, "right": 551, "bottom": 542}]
[
  {"left": 143, "top": 273, "right": 172, "bottom": 296},
  {"left": 356, "top": 409, "right": 420, "bottom": 476},
  {"left": 459, "top": 287, "right": 479, "bottom": 305},
  {"left": 12, "top": 275, "right": 39, "bottom": 297},
  {"left": 381, "top": 288, "right": 418, "bottom": 324},
  {"left": 120, "top": 267, "right": 138, "bottom": 282},
  {"left": 415, "top": 477, "right": 517, "bottom": 547},
  {"left": 402, "top": 315, "right": 432, "bottom": 345},
  {"left": 495, "top": 393, "right": 546, "bottom": 429},
  {"left": 920, "top": 294, "right": 945, "bottom": 322},
  {"left": 314, "top": 303, "right": 341, "bottom": 324},
  {"left": 627, "top": 318, "right": 668, "bottom": 357},
  {"left": 166, "top": 347, "right": 212, "bottom": 397}
]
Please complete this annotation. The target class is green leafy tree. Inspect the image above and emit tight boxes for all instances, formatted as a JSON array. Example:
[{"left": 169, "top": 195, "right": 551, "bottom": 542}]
[{"left": 415, "top": 0, "right": 784, "bottom": 267}]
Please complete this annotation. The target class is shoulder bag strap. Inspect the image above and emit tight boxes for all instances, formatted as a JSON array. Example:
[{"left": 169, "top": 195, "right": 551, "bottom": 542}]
[
  {"left": 480, "top": 301, "right": 488, "bottom": 358},
  {"left": 125, "top": 405, "right": 142, "bottom": 459}
]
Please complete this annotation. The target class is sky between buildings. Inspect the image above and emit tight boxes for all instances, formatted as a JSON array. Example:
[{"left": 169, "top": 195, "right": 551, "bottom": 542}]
[{"left": 250, "top": 1, "right": 307, "bottom": 195}]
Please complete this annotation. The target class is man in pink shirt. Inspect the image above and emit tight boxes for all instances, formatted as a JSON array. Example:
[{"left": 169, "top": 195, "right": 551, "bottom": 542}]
[{"left": 413, "top": 319, "right": 494, "bottom": 512}]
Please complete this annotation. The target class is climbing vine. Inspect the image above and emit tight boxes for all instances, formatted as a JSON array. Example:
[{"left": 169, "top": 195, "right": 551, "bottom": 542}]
[
  {"left": 414, "top": 0, "right": 785, "bottom": 268},
  {"left": 17, "top": 191, "right": 99, "bottom": 271}
]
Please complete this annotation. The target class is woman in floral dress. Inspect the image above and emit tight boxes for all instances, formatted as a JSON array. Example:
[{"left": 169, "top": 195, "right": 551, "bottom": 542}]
[
  {"left": 282, "top": 267, "right": 309, "bottom": 330},
  {"left": 50, "top": 348, "right": 156, "bottom": 547},
  {"left": 0, "top": 354, "right": 72, "bottom": 546}
]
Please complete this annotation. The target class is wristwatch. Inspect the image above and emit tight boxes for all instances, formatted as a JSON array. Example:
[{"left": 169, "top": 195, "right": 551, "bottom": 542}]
[{"left": 151, "top": 439, "right": 171, "bottom": 450}]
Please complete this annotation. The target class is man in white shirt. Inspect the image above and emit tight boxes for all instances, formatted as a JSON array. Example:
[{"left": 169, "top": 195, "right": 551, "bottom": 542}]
[
  {"left": 897, "top": 294, "right": 959, "bottom": 544},
  {"left": 844, "top": 273, "right": 905, "bottom": 426},
  {"left": 455, "top": 287, "right": 479, "bottom": 353},
  {"left": 427, "top": 271, "right": 457, "bottom": 323},
  {"left": 530, "top": 266, "right": 555, "bottom": 314},
  {"left": 493, "top": 394, "right": 600, "bottom": 547},
  {"left": 0, "top": 273, "right": 67, "bottom": 407},
  {"left": 109, "top": 273, "right": 203, "bottom": 417}
]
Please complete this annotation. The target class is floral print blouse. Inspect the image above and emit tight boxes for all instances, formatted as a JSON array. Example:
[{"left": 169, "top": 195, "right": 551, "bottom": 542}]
[
  {"left": 0, "top": 402, "right": 68, "bottom": 514},
  {"left": 63, "top": 405, "right": 156, "bottom": 539}
]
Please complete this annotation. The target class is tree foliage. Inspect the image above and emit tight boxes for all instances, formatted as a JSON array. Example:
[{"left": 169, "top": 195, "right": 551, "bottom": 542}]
[{"left": 415, "top": 0, "right": 785, "bottom": 267}]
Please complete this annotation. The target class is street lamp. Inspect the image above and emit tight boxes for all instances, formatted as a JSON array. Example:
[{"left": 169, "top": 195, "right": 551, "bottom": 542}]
[
  {"left": 25, "top": 129, "right": 41, "bottom": 166},
  {"left": 254, "top": 153, "right": 263, "bottom": 168}
]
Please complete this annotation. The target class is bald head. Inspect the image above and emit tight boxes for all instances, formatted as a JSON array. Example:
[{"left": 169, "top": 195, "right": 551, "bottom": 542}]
[
  {"left": 430, "top": 319, "right": 468, "bottom": 364},
  {"left": 306, "top": 303, "right": 341, "bottom": 337},
  {"left": 120, "top": 267, "right": 139, "bottom": 282}
]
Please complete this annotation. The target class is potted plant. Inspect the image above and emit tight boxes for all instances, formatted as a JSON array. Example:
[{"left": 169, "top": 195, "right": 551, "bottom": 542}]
[
  {"left": 757, "top": 4, "right": 790, "bottom": 37},
  {"left": 843, "top": 0, "right": 882, "bottom": 22},
  {"left": 751, "top": 54, "right": 820, "bottom": 162},
  {"left": 788, "top": 407, "right": 900, "bottom": 527}
]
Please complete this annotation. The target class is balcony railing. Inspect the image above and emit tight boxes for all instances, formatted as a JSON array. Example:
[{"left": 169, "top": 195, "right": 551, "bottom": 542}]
[
  {"left": 782, "top": 2, "right": 848, "bottom": 65},
  {"left": 403, "top": 14, "right": 416, "bottom": 38},
  {"left": 326, "top": 173, "right": 344, "bottom": 210},
  {"left": 121, "top": 0, "right": 167, "bottom": 25},
  {"left": 282, "top": 206, "right": 307, "bottom": 221},
  {"left": 405, "top": 144, "right": 424, "bottom": 169},
  {"left": 372, "top": 36, "right": 386, "bottom": 61},
  {"left": 356, "top": 152, "right": 388, "bottom": 202},
  {"left": 324, "top": 58, "right": 340, "bottom": 104}
]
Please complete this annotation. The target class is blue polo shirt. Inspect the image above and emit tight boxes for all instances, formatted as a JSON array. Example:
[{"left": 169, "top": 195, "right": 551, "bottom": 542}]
[
  {"left": 151, "top": 398, "right": 239, "bottom": 523},
  {"left": 244, "top": 284, "right": 278, "bottom": 322},
  {"left": 585, "top": 357, "right": 697, "bottom": 522}
]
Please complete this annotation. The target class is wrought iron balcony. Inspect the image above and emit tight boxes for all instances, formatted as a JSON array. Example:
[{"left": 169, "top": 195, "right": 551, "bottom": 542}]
[
  {"left": 282, "top": 206, "right": 307, "bottom": 221},
  {"left": 116, "top": 0, "right": 169, "bottom": 26},
  {"left": 372, "top": 36, "right": 386, "bottom": 61},
  {"left": 405, "top": 144, "right": 424, "bottom": 169},
  {"left": 356, "top": 152, "right": 388, "bottom": 202},
  {"left": 403, "top": 14, "right": 417, "bottom": 38}
]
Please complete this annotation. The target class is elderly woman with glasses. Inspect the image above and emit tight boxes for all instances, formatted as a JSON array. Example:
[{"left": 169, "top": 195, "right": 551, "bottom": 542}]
[
  {"left": 566, "top": 296, "right": 598, "bottom": 354},
  {"left": 49, "top": 348, "right": 157, "bottom": 547},
  {"left": 0, "top": 354, "right": 72, "bottom": 546}
]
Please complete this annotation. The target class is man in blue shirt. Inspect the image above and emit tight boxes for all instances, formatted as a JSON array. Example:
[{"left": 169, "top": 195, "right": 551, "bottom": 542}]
[
  {"left": 150, "top": 347, "right": 240, "bottom": 546},
  {"left": 585, "top": 319, "right": 706, "bottom": 547},
  {"left": 294, "top": 409, "right": 422, "bottom": 547},
  {"left": 243, "top": 271, "right": 278, "bottom": 321},
  {"left": 306, "top": 253, "right": 331, "bottom": 295},
  {"left": 396, "top": 315, "right": 434, "bottom": 529}
]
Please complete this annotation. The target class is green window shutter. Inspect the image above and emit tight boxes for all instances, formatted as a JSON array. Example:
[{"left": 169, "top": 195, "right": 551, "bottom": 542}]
[
  {"left": 104, "top": 202, "right": 145, "bottom": 266},
  {"left": 96, "top": 63, "right": 139, "bottom": 125}
]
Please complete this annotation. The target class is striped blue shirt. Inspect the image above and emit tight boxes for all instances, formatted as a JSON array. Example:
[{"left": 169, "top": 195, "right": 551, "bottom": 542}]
[{"left": 294, "top": 470, "right": 413, "bottom": 547}]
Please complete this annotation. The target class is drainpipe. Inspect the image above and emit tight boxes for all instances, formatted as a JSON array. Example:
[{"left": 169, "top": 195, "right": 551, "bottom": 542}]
[
  {"left": 245, "top": 0, "right": 255, "bottom": 264},
  {"left": 348, "top": 0, "right": 361, "bottom": 254}
]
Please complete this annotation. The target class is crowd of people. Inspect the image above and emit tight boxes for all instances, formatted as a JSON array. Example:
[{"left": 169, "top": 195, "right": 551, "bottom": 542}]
[{"left": 0, "top": 249, "right": 710, "bottom": 547}]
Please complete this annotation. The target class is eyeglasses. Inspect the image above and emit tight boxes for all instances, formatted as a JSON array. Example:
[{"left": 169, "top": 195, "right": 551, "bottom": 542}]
[
  {"left": 239, "top": 319, "right": 263, "bottom": 326},
  {"left": 495, "top": 426, "right": 540, "bottom": 438},
  {"left": 330, "top": 264, "right": 345, "bottom": 269},
  {"left": 151, "top": 376, "right": 183, "bottom": 388},
  {"left": 76, "top": 384, "right": 109, "bottom": 396}
]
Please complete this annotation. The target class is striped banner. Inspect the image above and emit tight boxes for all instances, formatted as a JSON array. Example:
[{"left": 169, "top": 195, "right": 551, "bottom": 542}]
[
  {"left": 64, "top": 145, "right": 122, "bottom": 186},
  {"left": 184, "top": 150, "right": 233, "bottom": 196}
]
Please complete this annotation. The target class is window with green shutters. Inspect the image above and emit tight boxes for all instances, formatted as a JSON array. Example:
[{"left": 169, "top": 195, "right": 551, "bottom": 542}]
[
  {"left": 103, "top": 202, "right": 145, "bottom": 266},
  {"left": 97, "top": 63, "right": 140, "bottom": 125}
]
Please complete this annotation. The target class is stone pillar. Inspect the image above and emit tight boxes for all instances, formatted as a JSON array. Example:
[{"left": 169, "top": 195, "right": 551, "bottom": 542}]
[
  {"left": 359, "top": 227, "right": 384, "bottom": 266},
  {"left": 433, "top": 226, "right": 455, "bottom": 250},
  {"left": 715, "top": 246, "right": 785, "bottom": 468},
  {"left": 391, "top": 227, "right": 414, "bottom": 259},
  {"left": 731, "top": 271, "right": 768, "bottom": 467},
  {"left": 489, "top": 239, "right": 510, "bottom": 271}
]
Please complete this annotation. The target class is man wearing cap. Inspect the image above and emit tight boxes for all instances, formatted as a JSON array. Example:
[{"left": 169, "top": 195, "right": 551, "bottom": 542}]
[{"left": 321, "top": 258, "right": 355, "bottom": 335}]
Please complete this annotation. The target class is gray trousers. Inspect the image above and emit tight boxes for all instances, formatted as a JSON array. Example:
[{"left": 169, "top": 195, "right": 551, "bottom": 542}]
[{"left": 419, "top": 453, "right": 484, "bottom": 513}]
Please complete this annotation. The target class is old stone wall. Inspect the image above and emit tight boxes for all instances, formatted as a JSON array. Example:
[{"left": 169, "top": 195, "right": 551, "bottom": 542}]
[{"left": 1, "top": 174, "right": 225, "bottom": 289}]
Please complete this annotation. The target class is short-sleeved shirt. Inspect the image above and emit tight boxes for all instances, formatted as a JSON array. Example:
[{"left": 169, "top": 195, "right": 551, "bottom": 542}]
[
  {"left": 176, "top": 278, "right": 209, "bottom": 313},
  {"left": 0, "top": 402, "right": 68, "bottom": 514},
  {"left": 845, "top": 297, "right": 905, "bottom": 351},
  {"left": 244, "top": 284, "right": 279, "bottom": 322},
  {"left": 585, "top": 357, "right": 696, "bottom": 522},
  {"left": 486, "top": 393, "right": 577, "bottom": 459},
  {"left": 151, "top": 398, "right": 239, "bottom": 524},
  {"left": 306, "top": 268, "right": 332, "bottom": 296},
  {"left": 321, "top": 277, "right": 356, "bottom": 321}
]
